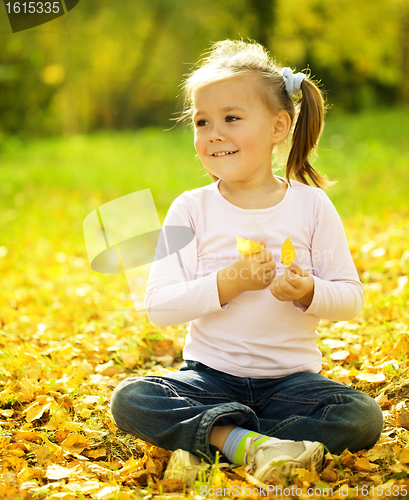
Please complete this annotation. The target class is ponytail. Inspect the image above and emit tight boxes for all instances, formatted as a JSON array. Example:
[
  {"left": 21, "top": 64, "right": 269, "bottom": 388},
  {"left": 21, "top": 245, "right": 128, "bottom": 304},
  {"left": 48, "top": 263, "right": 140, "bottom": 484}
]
[{"left": 286, "top": 78, "right": 331, "bottom": 189}]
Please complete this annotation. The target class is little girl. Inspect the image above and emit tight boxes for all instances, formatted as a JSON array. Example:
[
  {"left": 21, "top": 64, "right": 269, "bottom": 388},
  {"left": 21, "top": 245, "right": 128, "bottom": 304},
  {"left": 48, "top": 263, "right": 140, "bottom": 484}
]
[{"left": 111, "top": 40, "right": 383, "bottom": 482}]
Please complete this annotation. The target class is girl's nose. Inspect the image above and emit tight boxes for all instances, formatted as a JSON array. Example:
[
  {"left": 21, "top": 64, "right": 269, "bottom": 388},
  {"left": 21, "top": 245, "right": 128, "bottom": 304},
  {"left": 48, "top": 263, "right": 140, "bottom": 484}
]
[{"left": 208, "top": 125, "right": 226, "bottom": 142}]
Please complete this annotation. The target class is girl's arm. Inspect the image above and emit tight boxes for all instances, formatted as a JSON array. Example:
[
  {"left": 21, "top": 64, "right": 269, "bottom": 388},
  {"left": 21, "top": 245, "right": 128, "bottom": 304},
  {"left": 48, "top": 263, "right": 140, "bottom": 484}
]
[
  {"left": 294, "top": 189, "right": 364, "bottom": 321},
  {"left": 144, "top": 194, "right": 229, "bottom": 327}
]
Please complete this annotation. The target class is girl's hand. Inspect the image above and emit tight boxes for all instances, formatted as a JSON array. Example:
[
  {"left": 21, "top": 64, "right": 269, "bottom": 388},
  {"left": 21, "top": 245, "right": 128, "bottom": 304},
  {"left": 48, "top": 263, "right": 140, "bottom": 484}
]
[
  {"left": 232, "top": 238, "right": 277, "bottom": 292},
  {"left": 269, "top": 262, "right": 314, "bottom": 307},
  {"left": 217, "top": 239, "right": 276, "bottom": 305}
]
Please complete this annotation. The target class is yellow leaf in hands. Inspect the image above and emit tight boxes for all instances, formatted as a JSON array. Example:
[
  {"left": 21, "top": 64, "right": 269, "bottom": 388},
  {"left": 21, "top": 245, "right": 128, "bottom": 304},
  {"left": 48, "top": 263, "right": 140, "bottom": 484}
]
[
  {"left": 281, "top": 236, "right": 296, "bottom": 265},
  {"left": 236, "top": 235, "right": 264, "bottom": 255}
]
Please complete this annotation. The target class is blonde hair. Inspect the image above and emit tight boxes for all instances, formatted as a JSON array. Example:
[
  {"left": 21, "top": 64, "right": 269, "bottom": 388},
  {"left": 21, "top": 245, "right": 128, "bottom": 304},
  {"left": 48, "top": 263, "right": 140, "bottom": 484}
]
[{"left": 178, "top": 39, "right": 331, "bottom": 189}]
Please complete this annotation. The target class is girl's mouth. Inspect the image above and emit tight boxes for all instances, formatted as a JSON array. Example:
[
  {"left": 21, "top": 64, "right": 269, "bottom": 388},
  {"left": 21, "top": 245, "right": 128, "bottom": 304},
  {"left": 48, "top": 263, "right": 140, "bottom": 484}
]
[{"left": 212, "top": 150, "right": 239, "bottom": 157}]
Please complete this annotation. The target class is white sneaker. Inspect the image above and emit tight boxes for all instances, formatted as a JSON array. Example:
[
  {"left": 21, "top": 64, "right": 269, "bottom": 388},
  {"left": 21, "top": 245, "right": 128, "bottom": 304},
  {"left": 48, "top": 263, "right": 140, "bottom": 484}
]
[
  {"left": 163, "top": 449, "right": 202, "bottom": 483},
  {"left": 244, "top": 437, "right": 324, "bottom": 481}
]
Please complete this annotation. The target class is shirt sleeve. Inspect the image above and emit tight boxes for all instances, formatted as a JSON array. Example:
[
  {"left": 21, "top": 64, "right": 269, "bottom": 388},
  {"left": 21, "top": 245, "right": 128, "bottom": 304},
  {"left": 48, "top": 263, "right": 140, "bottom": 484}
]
[
  {"left": 294, "top": 189, "right": 364, "bottom": 321},
  {"left": 144, "top": 194, "right": 229, "bottom": 326}
]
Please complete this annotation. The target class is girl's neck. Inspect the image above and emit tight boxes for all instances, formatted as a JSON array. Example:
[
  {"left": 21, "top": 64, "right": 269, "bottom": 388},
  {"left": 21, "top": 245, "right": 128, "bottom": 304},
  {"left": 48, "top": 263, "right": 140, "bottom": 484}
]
[{"left": 218, "top": 175, "right": 287, "bottom": 210}]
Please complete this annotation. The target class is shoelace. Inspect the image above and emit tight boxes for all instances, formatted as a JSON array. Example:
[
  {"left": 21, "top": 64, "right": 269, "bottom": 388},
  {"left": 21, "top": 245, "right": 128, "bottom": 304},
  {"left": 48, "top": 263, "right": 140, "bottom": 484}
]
[{"left": 244, "top": 437, "right": 257, "bottom": 473}]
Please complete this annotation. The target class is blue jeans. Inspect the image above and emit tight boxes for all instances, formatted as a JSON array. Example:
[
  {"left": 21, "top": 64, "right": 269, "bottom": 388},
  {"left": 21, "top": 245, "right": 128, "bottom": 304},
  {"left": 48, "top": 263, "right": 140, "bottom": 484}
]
[{"left": 110, "top": 361, "right": 383, "bottom": 462}]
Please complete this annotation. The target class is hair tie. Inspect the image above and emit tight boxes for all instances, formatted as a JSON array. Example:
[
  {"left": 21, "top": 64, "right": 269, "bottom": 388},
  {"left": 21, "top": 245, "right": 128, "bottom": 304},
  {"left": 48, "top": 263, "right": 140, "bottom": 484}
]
[{"left": 281, "top": 67, "right": 306, "bottom": 99}]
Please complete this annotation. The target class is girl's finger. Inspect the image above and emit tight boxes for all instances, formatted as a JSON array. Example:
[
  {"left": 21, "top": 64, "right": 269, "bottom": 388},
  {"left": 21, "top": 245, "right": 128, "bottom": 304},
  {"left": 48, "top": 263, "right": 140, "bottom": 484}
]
[
  {"left": 259, "top": 249, "right": 274, "bottom": 264},
  {"left": 284, "top": 266, "right": 298, "bottom": 286},
  {"left": 283, "top": 273, "right": 301, "bottom": 297},
  {"left": 289, "top": 262, "right": 309, "bottom": 277},
  {"left": 267, "top": 268, "right": 276, "bottom": 278}
]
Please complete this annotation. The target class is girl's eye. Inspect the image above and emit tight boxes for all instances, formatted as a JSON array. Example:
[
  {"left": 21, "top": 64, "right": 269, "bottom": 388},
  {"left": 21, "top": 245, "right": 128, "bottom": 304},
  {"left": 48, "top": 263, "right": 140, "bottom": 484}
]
[
  {"left": 226, "top": 116, "right": 239, "bottom": 122},
  {"left": 195, "top": 119, "right": 208, "bottom": 127}
]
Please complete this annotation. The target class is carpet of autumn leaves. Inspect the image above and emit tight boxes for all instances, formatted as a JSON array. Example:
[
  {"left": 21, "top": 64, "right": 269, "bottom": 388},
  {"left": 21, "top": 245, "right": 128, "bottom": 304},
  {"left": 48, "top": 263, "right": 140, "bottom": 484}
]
[{"left": 1, "top": 208, "right": 409, "bottom": 500}]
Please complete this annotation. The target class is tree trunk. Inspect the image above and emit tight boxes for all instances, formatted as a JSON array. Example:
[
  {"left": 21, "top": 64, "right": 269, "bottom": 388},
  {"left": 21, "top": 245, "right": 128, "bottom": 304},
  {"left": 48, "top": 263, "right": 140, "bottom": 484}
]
[
  {"left": 248, "top": 0, "right": 276, "bottom": 48},
  {"left": 121, "top": 3, "right": 171, "bottom": 128}
]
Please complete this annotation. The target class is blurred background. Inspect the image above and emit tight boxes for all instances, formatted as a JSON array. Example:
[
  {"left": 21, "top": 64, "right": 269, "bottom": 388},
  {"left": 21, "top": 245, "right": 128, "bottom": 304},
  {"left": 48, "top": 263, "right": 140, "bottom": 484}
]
[
  {"left": 0, "top": 0, "right": 408, "bottom": 319},
  {"left": 1, "top": 0, "right": 408, "bottom": 137}
]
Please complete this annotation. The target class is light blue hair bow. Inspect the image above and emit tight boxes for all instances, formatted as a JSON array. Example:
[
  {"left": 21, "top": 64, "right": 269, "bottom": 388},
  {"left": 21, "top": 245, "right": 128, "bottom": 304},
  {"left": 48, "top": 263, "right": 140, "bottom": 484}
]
[{"left": 281, "top": 67, "right": 306, "bottom": 99}]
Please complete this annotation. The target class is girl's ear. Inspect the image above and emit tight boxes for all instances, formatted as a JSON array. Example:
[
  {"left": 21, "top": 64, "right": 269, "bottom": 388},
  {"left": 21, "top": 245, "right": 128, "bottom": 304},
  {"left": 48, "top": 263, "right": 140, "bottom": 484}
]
[{"left": 271, "top": 110, "right": 291, "bottom": 144}]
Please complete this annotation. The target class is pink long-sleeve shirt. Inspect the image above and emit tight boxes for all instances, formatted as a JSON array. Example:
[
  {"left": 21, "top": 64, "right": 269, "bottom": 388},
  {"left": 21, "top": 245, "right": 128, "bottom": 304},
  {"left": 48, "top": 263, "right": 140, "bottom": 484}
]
[{"left": 144, "top": 178, "right": 364, "bottom": 378}]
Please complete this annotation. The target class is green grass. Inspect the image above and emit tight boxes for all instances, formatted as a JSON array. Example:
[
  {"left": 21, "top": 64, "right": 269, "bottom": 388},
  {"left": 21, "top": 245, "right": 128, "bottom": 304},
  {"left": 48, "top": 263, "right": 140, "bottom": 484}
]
[
  {"left": 0, "top": 108, "right": 408, "bottom": 254},
  {"left": 314, "top": 108, "right": 409, "bottom": 219}
]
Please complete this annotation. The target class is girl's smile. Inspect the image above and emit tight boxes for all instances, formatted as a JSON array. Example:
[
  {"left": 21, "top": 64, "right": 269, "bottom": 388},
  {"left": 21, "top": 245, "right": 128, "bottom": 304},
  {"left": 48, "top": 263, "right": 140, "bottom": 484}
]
[{"left": 211, "top": 150, "right": 239, "bottom": 157}]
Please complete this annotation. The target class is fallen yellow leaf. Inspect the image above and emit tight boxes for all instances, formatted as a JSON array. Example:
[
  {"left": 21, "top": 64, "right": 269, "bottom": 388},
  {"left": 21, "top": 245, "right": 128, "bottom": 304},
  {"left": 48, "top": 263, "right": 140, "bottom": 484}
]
[
  {"left": 1, "top": 409, "right": 14, "bottom": 418},
  {"left": 17, "top": 466, "right": 34, "bottom": 483},
  {"left": 80, "top": 408, "right": 93, "bottom": 419},
  {"left": 119, "top": 456, "right": 140, "bottom": 474},
  {"left": 61, "top": 433, "right": 90, "bottom": 454},
  {"left": 329, "top": 350, "right": 350, "bottom": 361},
  {"left": 78, "top": 396, "right": 102, "bottom": 406},
  {"left": 46, "top": 464, "right": 73, "bottom": 480},
  {"left": 348, "top": 366, "right": 360, "bottom": 378},
  {"left": 393, "top": 402, "right": 409, "bottom": 428},
  {"left": 86, "top": 463, "right": 120, "bottom": 480},
  {"left": 24, "top": 401, "right": 51, "bottom": 423},
  {"left": 356, "top": 372, "right": 386, "bottom": 383},
  {"left": 95, "top": 360, "right": 118, "bottom": 376},
  {"left": 43, "top": 435, "right": 61, "bottom": 452},
  {"left": 0, "top": 437, "right": 10, "bottom": 450},
  {"left": 399, "top": 447, "right": 409, "bottom": 463},
  {"left": 64, "top": 480, "right": 101, "bottom": 494},
  {"left": 84, "top": 447, "right": 107, "bottom": 459},
  {"left": 290, "top": 466, "right": 320, "bottom": 483},
  {"left": 18, "top": 481, "right": 39, "bottom": 494},
  {"left": 211, "top": 468, "right": 228, "bottom": 488},
  {"left": 354, "top": 457, "right": 374, "bottom": 472},
  {"left": 281, "top": 236, "right": 296, "bottom": 265},
  {"left": 55, "top": 430, "right": 70, "bottom": 443},
  {"left": 334, "top": 376, "right": 352, "bottom": 386},
  {"left": 82, "top": 428, "right": 108, "bottom": 440},
  {"left": 390, "top": 463, "right": 405, "bottom": 473},
  {"left": 91, "top": 485, "right": 121, "bottom": 500},
  {"left": 365, "top": 447, "right": 387, "bottom": 462},
  {"left": 374, "top": 392, "right": 390, "bottom": 408},
  {"left": 7, "top": 448, "right": 25, "bottom": 457},
  {"left": 2, "top": 454, "right": 26, "bottom": 472},
  {"left": 120, "top": 351, "right": 140, "bottom": 369},
  {"left": 236, "top": 235, "right": 264, "bottom": 255},
  {"left": 13, "top": 431, "right": 42, "bottom": 443},
  {"left": 320, "top": 461, "right": 338, "bottom": 482},
  {"left": 58, "top": 421, "right": 82, "bottom": 433}
]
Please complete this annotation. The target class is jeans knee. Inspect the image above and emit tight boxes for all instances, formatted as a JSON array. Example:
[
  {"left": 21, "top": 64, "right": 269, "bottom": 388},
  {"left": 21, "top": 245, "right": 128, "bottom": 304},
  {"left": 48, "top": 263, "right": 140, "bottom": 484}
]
[
  {"left": 110, "top": 379, "right": 129, "bottom": 426},
  {"left": 345, "top": 393, "right": 384, "bottom": 451},
  {"left": 110, "top": 377, "right": 146, "bottom": 430},
  {"left": 110, "top": 376, "right": 171, "bottom": 435}
]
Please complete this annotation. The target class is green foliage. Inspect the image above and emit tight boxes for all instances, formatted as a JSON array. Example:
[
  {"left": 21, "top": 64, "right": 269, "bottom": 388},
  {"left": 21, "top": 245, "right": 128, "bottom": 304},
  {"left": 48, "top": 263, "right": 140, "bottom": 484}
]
[
  {"left": 314, "top": 108, "right": 409, "bottom": 219},
  {"left": 0, "top": 0, "right": 408, "bottom": 137},
  {"left": 0, "top": 109, "right": 408, "bottom": 240}
]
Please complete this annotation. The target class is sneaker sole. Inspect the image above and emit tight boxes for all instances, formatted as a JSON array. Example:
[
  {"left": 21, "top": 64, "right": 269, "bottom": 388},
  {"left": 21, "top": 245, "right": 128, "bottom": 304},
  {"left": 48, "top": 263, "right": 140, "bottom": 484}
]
[
  {"left": 163, "top": 449, "right": 201, "bottom": 482},
  {"left": 255, "top": 443, "right": 324, "bottom": 481}
]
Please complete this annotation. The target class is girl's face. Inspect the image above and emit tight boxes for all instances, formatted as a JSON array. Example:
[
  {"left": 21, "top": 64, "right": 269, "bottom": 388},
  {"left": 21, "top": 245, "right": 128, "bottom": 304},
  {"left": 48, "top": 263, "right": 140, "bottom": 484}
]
[{"left": 192, "top": 75, "right": 287, "bottom": 186}]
